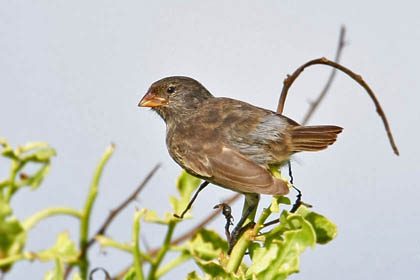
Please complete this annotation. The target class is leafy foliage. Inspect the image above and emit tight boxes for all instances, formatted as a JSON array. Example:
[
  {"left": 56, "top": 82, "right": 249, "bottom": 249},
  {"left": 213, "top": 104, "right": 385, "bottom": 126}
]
[
  {"left": 0, "top": 139, "right": 56, "bottom": 272},
  {"left": 37, "top": 232, "right": 78, "bottom": 263},
  {"left": 0, "top": 139, "right": 337, "bottom": 280},
  {"left": 187, "top": 229, "right": 228, "bottom": 261},
  {"left": 0, "top": 200, "right": 26, "bottom": 272}
]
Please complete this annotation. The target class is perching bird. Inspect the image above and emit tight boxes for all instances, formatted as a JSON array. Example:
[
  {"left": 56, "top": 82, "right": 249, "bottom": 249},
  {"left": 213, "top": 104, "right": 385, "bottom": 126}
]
[{"left": 138, "top": 76, "right": 342, "bottom": 250}]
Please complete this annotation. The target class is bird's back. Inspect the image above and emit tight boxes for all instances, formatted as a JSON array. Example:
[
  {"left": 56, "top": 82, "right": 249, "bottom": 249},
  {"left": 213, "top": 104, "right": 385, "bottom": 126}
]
[
  {"left": 168, "top": 97, "right": 341, "bottom": 169},
  {"left": 167, "top": 97, "right": 296, "bottom": 168}
]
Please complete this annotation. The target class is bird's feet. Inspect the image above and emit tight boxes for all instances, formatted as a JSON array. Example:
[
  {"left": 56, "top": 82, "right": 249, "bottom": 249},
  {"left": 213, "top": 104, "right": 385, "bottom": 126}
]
[
  {"left": 214, "top": 203, "right": 255, "bottom": 254},
  {"left": 213, "top": 203, "right": 234, "bottom": 242},
  {"left": 290, "top": 185, "right": 312, "bottom": 213}
]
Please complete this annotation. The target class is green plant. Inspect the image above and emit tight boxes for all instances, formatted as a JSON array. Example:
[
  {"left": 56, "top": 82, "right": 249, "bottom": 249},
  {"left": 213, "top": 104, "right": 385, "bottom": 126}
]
[
  {"left": 0, "top": 138, "right": 112, "bottom": 279},
  {"left": 0, "top": 138, "right": 337, "bottom": 280}
]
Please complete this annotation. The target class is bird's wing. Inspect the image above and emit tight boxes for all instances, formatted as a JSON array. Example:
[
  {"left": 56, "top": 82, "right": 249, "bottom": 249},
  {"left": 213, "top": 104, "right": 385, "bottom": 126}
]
[{"left": 204, "top": 147, "right": 289, "bottom": 196}]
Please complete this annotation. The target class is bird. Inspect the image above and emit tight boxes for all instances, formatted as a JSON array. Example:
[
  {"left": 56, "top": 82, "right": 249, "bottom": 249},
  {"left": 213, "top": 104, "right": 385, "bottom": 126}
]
[{"left": 138, "top": 76, "right": 342, "bottom": 251}]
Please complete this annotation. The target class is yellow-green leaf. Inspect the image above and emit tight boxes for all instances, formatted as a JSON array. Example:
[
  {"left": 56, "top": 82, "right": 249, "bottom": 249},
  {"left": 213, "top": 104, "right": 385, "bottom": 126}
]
[
  {"left": 37, "top": 232, "right": 78, "bottom": 263},
  {"left": 187, "top": 229, "right": 228, "bottom": 261},
  {"left": 297, "top": 206, "right": 337, "bottom": 244}
]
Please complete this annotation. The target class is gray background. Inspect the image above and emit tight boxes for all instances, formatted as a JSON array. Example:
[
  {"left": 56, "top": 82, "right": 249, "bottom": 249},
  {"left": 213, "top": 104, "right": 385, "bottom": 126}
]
[{"left": 1, "top": 1, "right": 419, "bottom": 279}]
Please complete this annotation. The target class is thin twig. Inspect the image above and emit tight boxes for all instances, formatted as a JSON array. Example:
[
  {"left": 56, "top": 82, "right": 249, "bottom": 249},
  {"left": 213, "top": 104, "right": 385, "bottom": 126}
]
[
  {"left": 265, "top": 26, "right": 346, "bottom": 228},
  {"left": 87, "top": 163, "right": 161, "bottom": 249},
  {"left": 301, "top": 26, "right": 346, "bottom": 125},
  {"left": 149, "top": 193, "right": 241, "bottom": 256},
  {"left": 112, "top": 193, "right": 241, "bottom": 280},
  {"left": 89, "top": 267, "right": 112, "bottom": 280},
  {"left": 262, "top": 218, "right": 279, "bottom": 228},
  {"left": 276, "top": 57, "right": 399, "bottom": 156},
  {"left": 64, "top": 164, "right": 160, "bottom": 279}
]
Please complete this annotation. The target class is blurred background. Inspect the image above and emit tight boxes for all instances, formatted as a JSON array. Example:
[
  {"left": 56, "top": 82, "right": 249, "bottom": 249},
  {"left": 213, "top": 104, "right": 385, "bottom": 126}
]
[{"left": 1, "top": 1, "right": 418, "bottom": 279}]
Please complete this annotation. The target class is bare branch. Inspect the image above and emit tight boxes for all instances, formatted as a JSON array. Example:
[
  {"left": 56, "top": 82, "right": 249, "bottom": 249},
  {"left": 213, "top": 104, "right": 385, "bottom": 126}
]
[
  {"left": 64, "top": 164, "right": 160, "bottom": 279},
  {"left": 86, "top": 163, "right": 161, "bottom": 250},
  {"left": 301, "top": 26, "right": 346, "bottom": 125},
  {"left": 276, "top": 57, "right": 399, "bottom": 156}
]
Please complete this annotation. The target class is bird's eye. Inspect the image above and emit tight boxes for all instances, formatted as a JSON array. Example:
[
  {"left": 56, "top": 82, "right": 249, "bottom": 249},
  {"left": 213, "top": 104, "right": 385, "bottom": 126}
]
[{"left": 167, "top": 86, "right": 175, "bottom": 94}]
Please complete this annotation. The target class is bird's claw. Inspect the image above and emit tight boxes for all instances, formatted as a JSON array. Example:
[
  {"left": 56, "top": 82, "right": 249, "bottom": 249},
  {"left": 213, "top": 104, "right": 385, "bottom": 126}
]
[
  {"left": 214, "top": 203, "right": 234, "bottom": 224},
  {"left": 214, "top": 203, "right": 234, "bottom": 243}
]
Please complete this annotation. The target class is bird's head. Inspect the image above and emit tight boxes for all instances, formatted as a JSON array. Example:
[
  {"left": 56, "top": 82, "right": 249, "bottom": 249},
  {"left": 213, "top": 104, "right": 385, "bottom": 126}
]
[{"left": 139, "top": 76, "right": 213, "bottom": 121}]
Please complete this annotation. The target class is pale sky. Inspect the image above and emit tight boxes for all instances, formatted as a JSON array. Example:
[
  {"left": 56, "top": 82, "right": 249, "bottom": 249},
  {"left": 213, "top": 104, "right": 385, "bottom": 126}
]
[{"left": 1, "top": 1, "right": 419, "bottom": 279}]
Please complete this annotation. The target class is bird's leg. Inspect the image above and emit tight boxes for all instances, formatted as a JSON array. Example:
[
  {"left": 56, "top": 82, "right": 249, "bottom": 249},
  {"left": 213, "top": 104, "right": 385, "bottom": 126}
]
[
  {"left": 287, "top": 160, "right": 295, "bottom": 185},
  {"left": 174, "top": 181, "right": 209, "bottom": 219},
  {"left": 290, "top": 185, "right": 303, "bottom": 213},
  {"left": 228, "top": 193, "right": 259, "bottom": 254},
  {"left": 213, "top": 203, "right": 234, "bottom": 243},
  {"left": 288, "top": 161, "right": 312, "bottom": 213}
]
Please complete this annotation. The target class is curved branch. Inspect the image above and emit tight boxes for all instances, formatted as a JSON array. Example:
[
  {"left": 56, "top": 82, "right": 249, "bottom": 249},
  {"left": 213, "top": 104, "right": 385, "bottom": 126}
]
[
  {"left": 301, "top": 26, "right": 346, "bottom": 125},
  {"left": 276, "top": 57, "right": 399, "bottom": 155}
]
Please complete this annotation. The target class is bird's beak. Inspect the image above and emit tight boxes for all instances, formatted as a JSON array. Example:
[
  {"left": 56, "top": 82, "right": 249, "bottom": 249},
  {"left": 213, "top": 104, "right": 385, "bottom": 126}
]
[{"left": 138, "top": 91, "right": 168, "bottom": 107}]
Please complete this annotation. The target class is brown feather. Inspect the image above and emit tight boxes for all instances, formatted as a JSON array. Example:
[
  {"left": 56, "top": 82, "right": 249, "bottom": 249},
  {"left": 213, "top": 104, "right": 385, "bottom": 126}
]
[
  {"left": 206, "top": 147, "right": 289, "bottom": 196},
  {"left": 289, "top": 125, "right": 343, "bottom": 152}
]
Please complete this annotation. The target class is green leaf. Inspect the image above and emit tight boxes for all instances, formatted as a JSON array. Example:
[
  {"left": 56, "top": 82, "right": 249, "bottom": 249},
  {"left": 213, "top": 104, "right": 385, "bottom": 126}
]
[
  {"left": 187, "top": 229, "right": 228, "bottom": 261},
  {"left": 0, "top": 200, "right": 12, "bottom": 219},
  {"left": 277, "top": 196, "right": 291, "bottom": 205},
  {"left": 143, "top": 210, "right": 174, "bottom": 225},
  {"left": 270, "top": 196, "right": 291, "bottom": 213},
  {"left": 1, "top": 146, "right": 18, "bottom": 160},
  {"left": 29, "top": 163, "right": 51, "bottom": 190},
  {"left": 0, "top": 217, "right": 26, "bottom": 255},
  {"left": 171, "top": 171, "right": 201, "bottom": 217},
  {"left": 187, "top": 229, "right": 243, "bottom": 279},
  {"left": 20, "top": 147, "right": 56, "bottom": 163},
  {"left": 186, "top": 271, "right": 206, "bottom": 280},
  {"left": 192, "top": 259, "right": 229, "bottom": 278},
  {"left": 16, "top": 163, "right": 51, "bottom": 190},
  {"left": 0, "top": 199, "right": 26, "bottom": 272},
  {"left": 37, "top": 231, "right": 78, "bottom": 263},
  {"left": 43, "top": 258, "right": 64, "bottom": 280},
  {"left": 246, "top": 211, "right": 316, "bottom": 279},
  {"left": 297, "top": 206, "right": 337, "bottom": 244},
  {"left": 33, "top": 148, "right": 56, "bottom": 161},
  {"left": 143, "top": 171, "right": 201, "bottom": 223},
  {"left": 177, "top": 171, "right": 202, "bottom": 198},
  {"left": 19, "top": 142, "right": 49, "bottom": 153}
]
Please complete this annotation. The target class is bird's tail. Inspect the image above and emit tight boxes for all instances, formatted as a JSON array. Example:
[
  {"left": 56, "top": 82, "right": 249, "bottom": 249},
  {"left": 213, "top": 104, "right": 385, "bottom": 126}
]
[{"left": 289, "top": 125, "right": 343, "bottom": 152}]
